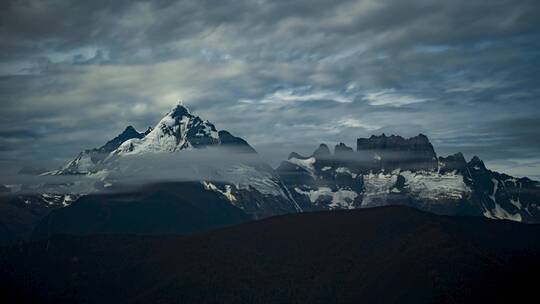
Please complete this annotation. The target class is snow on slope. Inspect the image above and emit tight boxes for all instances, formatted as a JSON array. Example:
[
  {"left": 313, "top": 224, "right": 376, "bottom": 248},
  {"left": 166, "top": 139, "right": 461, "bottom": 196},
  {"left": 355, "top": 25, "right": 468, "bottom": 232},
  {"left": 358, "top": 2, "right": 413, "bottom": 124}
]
[
  {"left": 483, "top": 204, "right": 522, "bottom": 222},
  {"left": 361, "top": 173, "right": 398, "bottom": 207},
  {"left": 62, "top": 153, "right": 95, "bottom": 174},
  {"left": 218, "top": 164, "right": 285, "bottom": 197},
  {"left": 202, "top": 181, "right": 238, "bottom": 204},
  {"left": 481, "top": 177, "right": 523, "bottom": 222},
  {"left": 362, "top": 171, "right": 470, "bottom": 206},
  {"left": 113, "top": 103, "right": 218, "bottom": 155},
  {"left": 400, "top": 171, "right": 470, "bottom": 201},
  {"left": 287, "top": 157, "right": 316, "bottom": 178},
  {"left": 294, "top": 187, "right": 357, "bottom": 209}
]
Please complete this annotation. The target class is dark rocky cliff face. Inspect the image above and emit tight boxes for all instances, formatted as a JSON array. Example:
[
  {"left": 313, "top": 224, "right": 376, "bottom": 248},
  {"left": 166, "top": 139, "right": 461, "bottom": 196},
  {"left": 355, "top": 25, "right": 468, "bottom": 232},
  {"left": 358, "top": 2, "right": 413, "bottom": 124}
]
[
  {"left": 464, "top": 156, "right": 540, "bottom": 222},
  {"left": 217, "top": 130, "right": 256, "bottom": 153},
  {"left": 97, "top": 126, "right": 146, "bottom": 153},
  {"left": 30, "top": 182, "right": 250, "bottom": 241},
  {"left": 438, "top": 152, "right": 468, "bottom": 175},
  {"left": 356, "top": 134, "right": 438, "bottom": 172}
]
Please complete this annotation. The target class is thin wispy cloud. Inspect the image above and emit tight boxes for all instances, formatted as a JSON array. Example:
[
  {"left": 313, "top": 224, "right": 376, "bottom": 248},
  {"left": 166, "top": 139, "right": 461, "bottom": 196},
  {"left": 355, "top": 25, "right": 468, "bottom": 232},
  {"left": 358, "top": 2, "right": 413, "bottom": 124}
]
[
  {"left": 445, "top": 80, "right": 507, "bottom": 93},
  {"left": 240, "top": 86, "right": 354, "bottom": 104},
  {"left": 362, "top": 89, "right": 429, "bottom": 107},
  {"left": 338, "top": 118, "right": 381, "bottom": 131}
]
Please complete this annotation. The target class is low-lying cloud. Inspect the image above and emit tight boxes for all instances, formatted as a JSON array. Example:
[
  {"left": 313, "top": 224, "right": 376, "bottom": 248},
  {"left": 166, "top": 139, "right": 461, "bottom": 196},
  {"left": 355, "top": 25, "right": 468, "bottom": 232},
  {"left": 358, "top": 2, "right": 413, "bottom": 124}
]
[{"left": 1, "top": 147, "right": 273, "bottom": 194}]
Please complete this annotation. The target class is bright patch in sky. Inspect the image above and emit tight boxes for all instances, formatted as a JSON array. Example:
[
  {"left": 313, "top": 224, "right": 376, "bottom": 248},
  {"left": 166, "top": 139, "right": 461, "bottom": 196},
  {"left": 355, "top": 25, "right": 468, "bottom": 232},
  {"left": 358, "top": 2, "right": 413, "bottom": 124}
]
[
  {"left": 363, "top": 89, "right": 429, "bottom": 107},
  {"left": 338, "top": 118, "right": 381, "bottom": 131},
  {"left": 240, "top": 86, "right": 353, "bottom": 104}
]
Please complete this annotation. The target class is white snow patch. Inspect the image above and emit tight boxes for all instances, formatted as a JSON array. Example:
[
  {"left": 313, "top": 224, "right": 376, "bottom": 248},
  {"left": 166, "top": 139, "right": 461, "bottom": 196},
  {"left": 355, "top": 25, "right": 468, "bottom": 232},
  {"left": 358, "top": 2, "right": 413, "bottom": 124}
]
[
  {"left": 509, "top": 198, "right": 522, "bottom": 210},
  {"left": 483, "top": 204, "right": 522, "bottom": 222},
  {"left": 62, "top": 195, "right": 75, "bottom": 207},
  {"left": 196, "top": 121, "right": 219, "bottom": 140},
  {"left": 294, "top": 187, "right": 357, "bottom": 209},
  {"left": 400, "top": 171, "right": 471, "bottom": 201},
  {"left": 41, "top": 193, "right": 61, "bottom": 205},
  {"left": 335, "top": 167, "right": 358, "bottom": 178},
  {"left": 287, "top": 157, "right": 316, "bottom": 178},
  {"left": 202, "top": 181, "right": 237, "bottom": 204},
  {"left": 63, "top": 153, "right": 95, "bottom": 173},
  {"left": 489, "top": 178, "right": 499, "bottom": 203},
  {"left": 114, "top": 113, "right": 194, "bottom": 155},
  {"left": 361, "top": 173, "right": 397, "bottom": 207},
  {"left": 219, "top": 164, "right": 284, "bottom": 197}
]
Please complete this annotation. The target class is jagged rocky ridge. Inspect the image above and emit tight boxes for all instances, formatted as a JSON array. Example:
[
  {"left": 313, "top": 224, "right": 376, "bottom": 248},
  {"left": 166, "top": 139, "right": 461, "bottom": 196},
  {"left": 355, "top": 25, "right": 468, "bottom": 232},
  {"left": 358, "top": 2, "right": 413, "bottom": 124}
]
[
  {"left": 276, "top": 134, "right": 540, "bottom": 223},
  {"left": 57, "top": 126, "right": 151, "bottom": 175}
]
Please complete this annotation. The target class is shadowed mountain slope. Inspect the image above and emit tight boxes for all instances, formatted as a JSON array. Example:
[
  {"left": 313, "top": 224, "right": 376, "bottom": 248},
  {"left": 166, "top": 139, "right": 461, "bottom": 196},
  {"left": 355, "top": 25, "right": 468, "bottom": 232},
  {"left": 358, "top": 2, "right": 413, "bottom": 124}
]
[{"left": 31, "top": 182, "right": 250, "bottom": 240}]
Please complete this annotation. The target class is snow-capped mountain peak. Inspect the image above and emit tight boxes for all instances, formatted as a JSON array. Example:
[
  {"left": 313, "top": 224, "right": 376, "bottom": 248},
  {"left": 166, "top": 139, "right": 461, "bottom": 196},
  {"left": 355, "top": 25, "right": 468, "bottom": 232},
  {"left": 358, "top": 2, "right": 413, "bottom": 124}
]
[
  {"left": 57, "top": 102, "right": 257, "bottom": 176},
  {"left": 49, "top": 101, "right": 297, "bottom": 218},
  {"left": 114, "top": 103, "right": 220, "bottom": 155}
]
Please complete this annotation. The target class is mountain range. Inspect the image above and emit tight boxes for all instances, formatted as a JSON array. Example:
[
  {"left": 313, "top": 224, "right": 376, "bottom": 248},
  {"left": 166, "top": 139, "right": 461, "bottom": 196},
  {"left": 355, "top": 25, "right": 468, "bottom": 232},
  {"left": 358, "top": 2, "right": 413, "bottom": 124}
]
[
  {"left": 277, "top": 134, "right": 540, "bottom": 222},
  {"left": 1, "top": 102, "right": 539, "bottom": 245}
]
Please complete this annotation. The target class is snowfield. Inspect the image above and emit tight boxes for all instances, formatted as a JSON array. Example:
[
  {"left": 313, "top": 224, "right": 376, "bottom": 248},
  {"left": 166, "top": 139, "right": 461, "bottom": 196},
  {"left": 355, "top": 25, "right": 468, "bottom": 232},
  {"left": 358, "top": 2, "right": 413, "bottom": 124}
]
[
  {"left": 400, "top": 171, "right": 471, "bottom": 201},
  {"left": 294, "top": 187, "right": 358, "bottom": 209}
]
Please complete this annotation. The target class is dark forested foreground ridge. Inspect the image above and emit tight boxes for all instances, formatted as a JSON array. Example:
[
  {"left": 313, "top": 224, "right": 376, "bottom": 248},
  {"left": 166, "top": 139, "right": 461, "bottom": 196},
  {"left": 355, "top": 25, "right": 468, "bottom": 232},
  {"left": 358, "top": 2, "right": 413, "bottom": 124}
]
[{"left": 1, "top": 206, "right": 540, "bottom": 304}]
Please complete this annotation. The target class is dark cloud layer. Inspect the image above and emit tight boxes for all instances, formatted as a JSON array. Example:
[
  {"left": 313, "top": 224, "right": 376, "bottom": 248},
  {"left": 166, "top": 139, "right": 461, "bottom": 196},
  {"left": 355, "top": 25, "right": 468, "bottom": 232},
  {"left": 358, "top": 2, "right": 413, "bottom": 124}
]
[{"left": 1, "top": 0, "right": 539, "bottom": 178}]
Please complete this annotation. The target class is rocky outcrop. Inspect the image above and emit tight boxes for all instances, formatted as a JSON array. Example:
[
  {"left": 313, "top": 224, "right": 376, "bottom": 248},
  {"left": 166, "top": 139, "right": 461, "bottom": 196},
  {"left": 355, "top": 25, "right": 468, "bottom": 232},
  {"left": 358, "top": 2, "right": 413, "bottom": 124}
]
[
  {"left": 465, "top": 156, "right": 540, "bottom": 222},
  {"left": 438, "top": 152, "right": 468, "bottom": 175},
  {"left": 98, "top": 126, "right": 147, "bottom": 153},
  {"left": 356, "top": 134, "right": 438, "bottom": 172},
  {"left": 217, "top": 130, "right": 256, "bottom": 153}
]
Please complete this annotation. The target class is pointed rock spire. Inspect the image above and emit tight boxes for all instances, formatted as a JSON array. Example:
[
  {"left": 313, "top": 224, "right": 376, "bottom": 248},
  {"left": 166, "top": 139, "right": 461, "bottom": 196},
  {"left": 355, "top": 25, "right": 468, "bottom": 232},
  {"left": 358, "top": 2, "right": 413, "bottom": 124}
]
[
  {"left": 98, "top": 126, "right": 146, "bottom": 153},
  {"left": 169, "top": 101, "right": 191, "bottom": 119},
  {"left": 468, "top": 155, "right": 487, "bottom": 171},
  {"left": 313, "top": 144, "right": 331, "bottom": 158},
  {"left": 335, "top": 142, "right": 354, "bottom": 156}
]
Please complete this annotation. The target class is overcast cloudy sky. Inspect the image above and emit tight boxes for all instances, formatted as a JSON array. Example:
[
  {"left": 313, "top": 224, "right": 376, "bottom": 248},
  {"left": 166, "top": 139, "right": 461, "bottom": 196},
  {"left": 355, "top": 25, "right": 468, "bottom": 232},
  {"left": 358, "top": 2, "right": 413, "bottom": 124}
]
[{"left": 1, "top": 0, "right": 539, "bottom": 178}]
